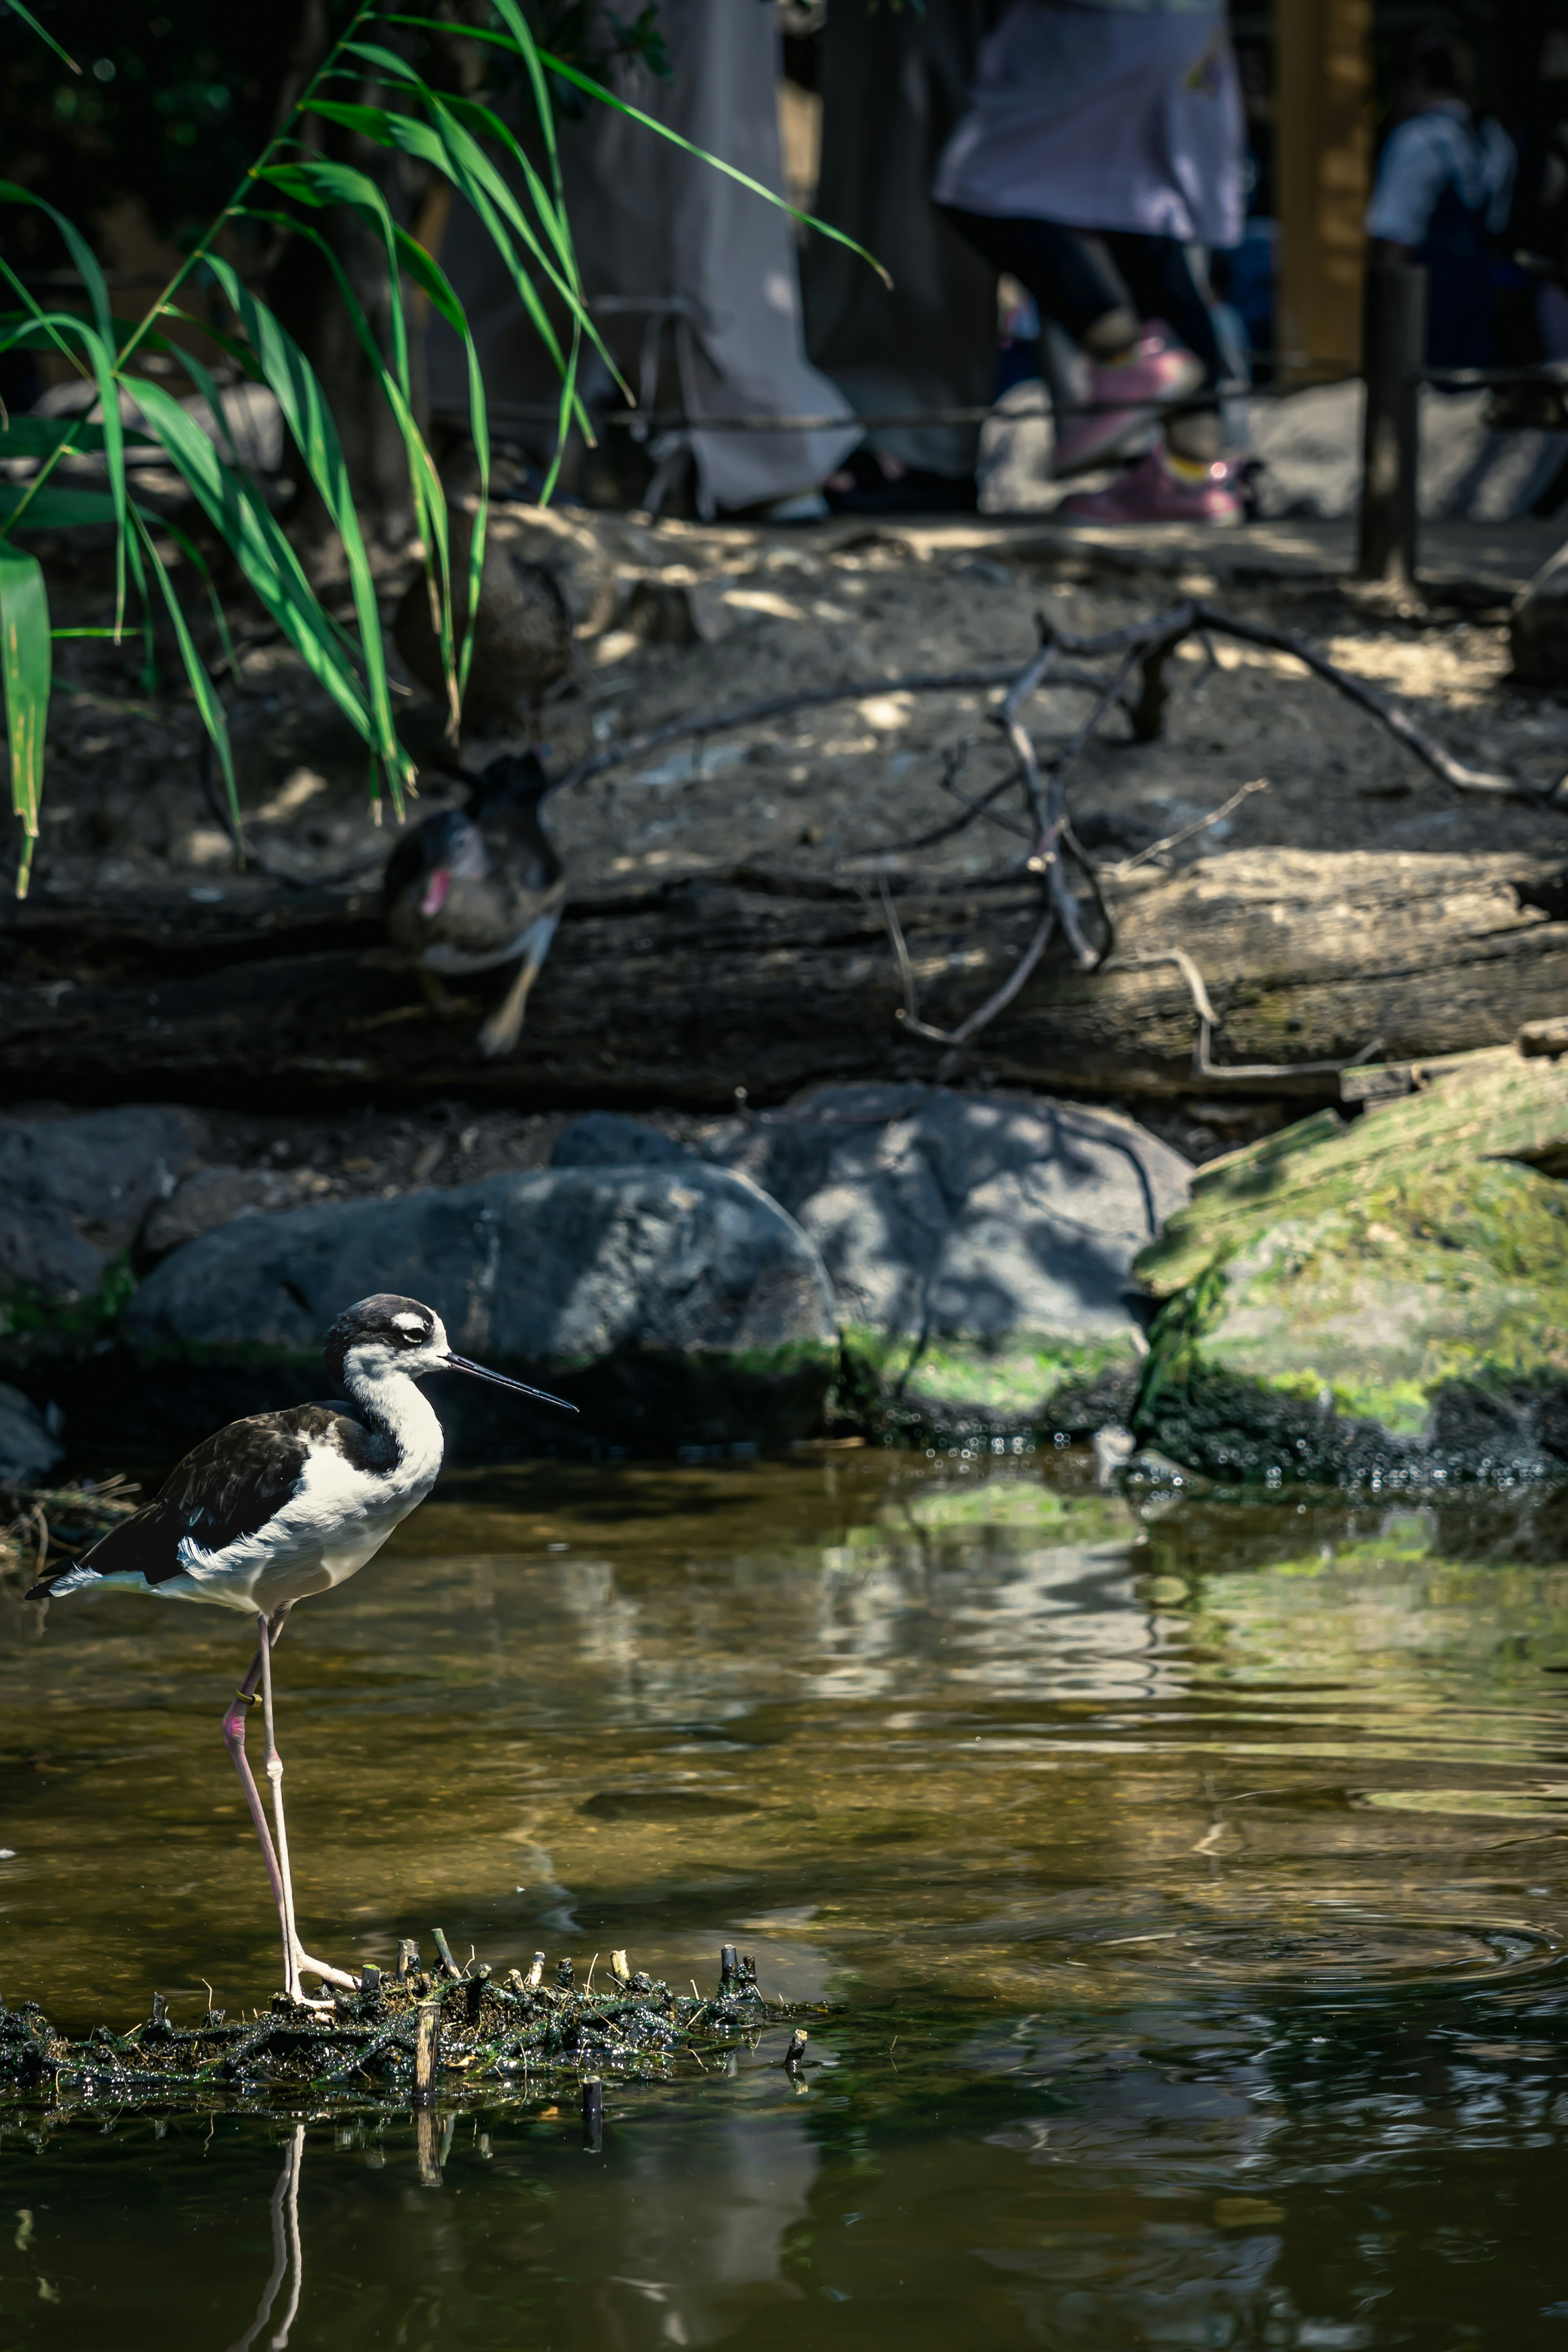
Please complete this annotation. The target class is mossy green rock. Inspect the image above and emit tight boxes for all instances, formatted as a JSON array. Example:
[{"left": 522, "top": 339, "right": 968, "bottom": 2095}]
[
  {"left": 1133, "top": 1048, "right": 1568, "bottom": 1486},
  {"left": 838, "top": 1325, "right": 1142, "bottom": 1436}
]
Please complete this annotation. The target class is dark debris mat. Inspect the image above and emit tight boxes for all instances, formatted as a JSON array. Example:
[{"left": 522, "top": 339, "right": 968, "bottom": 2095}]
[{"left": 0, "top": 1934, "right": 817, "bottom": 2109}]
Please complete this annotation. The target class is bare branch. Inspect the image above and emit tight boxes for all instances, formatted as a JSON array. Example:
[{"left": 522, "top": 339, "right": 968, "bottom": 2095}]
[
  {"left": 1102, "top": 777, "right": 1270, "bottom": 878},
  {"left": 1104, "top": 946, "right": 1384, "bottom": 1082},
  {"left": 553, "top": 662, "right": 1127, "bottom": 799}
]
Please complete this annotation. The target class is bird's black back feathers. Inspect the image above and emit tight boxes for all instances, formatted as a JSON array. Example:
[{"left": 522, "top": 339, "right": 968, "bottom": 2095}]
[{"left": 24, "top": 1403, "right": 368, "bottom": 1599}]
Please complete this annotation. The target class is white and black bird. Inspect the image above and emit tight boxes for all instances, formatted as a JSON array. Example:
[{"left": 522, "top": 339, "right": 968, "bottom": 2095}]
[
  {"left": 383, "top": 751, "right": 566, "bottom": 1060},
  {"left": 27, "top": 1294, "right": 576, "bottom": 2008}
]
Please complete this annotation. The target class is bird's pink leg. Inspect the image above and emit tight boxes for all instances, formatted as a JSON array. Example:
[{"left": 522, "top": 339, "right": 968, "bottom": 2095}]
[
  {"left": 256, "top": 1608, "right": 357, "bottom": 2000},
  {"left": 223, "top": 1619, "right": 293, "bottom": 2000}
]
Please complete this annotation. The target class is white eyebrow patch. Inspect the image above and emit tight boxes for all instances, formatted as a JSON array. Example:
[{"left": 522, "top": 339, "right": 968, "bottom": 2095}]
[{"left": 393, "top": 1314, "right": 426, "bottom": 1335}]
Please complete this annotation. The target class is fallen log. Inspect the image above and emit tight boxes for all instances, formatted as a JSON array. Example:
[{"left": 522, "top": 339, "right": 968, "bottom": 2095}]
[{"left": 2, "top": 849, "right": 1566, "bottom": 1109}]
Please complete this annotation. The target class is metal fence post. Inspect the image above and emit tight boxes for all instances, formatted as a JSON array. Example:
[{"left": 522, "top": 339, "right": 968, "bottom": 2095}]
[{"left": 1357, "top": 263, "right": 1428, "bottom": 582}]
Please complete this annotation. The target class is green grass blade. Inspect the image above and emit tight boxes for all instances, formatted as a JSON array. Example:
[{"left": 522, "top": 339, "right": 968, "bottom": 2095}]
[
  {"left": 131, "top": 510, "right": 238, "bottom": 830},
  {"left": 120, "top": 506, "right": 158, "bottom": 694},
  {"left": 4, "top": 2, "right": 80, "bottom": 74},
  {"left": 254, "top": 159, "right": 413, "bottom": 405},
  {"left": 538, "top": 49, "right": 892, "bottom": 286},
  {"left": 389, "top": 227, "right": 490, "bottom": 704},
  {"left": 241, "top": 206, "right": 461, "bottom": 732},
  {"left": 0, "top": 187, "right": 129, "bottom": 627},
  {"left": 0, "top": 543, "right": 51, "bottom": 898},
  {"left": 129, "top": 376, "right": 377, "bottom": 742},
  {"left": 384, "top": 16, "right": 891, "bottom": 284},
  {"left": 198, "top": 256, "right": 409, "bottom": 808},
  {"left": 316, "top": 68, "right": 611, "bottom": 405},
  {"left": 0, "top": 484, "right": 118, "bottom": 527}
]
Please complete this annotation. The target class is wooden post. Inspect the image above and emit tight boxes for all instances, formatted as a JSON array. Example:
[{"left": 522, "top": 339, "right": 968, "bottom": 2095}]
[
  {"left": 413, "top": 1998, "right": 440, "bottom": 2107},
  {"left": 415, "top": 2108, "right": 442, "bottom": 2187},
  {"left": 1357, "top": 265, "right": 1428, "bottom": 581},
  {"left": 1273, "top": 0, "right": 1373, "bottom": 381}
]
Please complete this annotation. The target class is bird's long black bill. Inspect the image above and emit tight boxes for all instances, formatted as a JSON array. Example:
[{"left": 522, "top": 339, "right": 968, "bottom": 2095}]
[{"left": 442, "top": 1354, "right": 579, "bottom": 1413}]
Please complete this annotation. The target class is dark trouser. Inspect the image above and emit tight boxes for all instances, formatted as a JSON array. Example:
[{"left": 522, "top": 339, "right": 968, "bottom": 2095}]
[{"left": 939, "top": 207, "right": 1223, "bottom": 392}]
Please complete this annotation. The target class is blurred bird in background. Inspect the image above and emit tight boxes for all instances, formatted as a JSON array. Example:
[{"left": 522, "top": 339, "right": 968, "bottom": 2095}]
[
  {"left": 383, "top": 751, "right": 566, "bottom": 1059},
  {"left": 393, "top": 517, "right": 572, "bottom": 738}
]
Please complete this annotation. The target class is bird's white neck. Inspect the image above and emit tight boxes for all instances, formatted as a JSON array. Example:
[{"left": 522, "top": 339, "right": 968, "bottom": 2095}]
[{"left": 345, "top": 1365, "right": 446, "bottom": 1481}]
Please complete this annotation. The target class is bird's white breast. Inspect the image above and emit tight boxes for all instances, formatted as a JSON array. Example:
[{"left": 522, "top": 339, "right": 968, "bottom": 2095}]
[
  {"left": 421, "top": 909, "right": 559, "bottom": 977},
  {"left": 169, "top": 1380, "right": 446, "bottom": 1613}
]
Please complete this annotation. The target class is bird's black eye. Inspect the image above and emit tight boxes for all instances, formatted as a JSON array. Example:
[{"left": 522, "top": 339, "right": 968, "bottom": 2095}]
[{"left": 392, "top": 1320, "right": 426, "bottom": 1348}]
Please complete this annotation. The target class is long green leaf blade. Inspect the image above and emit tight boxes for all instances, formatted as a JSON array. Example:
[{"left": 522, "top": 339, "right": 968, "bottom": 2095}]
[
  {"left": 198, "top": 256, "right": 408, "bottom": 808},
  {"left": 4, "top": 2, "right": 80, "bottom": 73},
  {"left": 384, "top": 16, "right": 891, "bottom": 283},
  {"left": 0, "top": 187, "right": 129, "bottom": 626},
  {"left": 542, "top": 48, "right": 891, "bottom": 285},
  {"left": 0, "top": 543, "right": 51, "bottom": 897},
  {"left": 128, "top": 376, "right": 376, "bottom": 741},
  {"left": 132, "top": 512, "right": 237, "bottom": 830}
]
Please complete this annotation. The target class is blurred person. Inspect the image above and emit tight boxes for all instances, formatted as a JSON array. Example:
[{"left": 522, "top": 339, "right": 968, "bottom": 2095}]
[
  {"left": 933, "top": 0, "right": 1246, "bottom": 526},
  {"left": 426, "top": 0, "right": 859, "bottom": 519},
  {"left": 1365, "top": 28, "right": 1516, "bottom": 370},
  {"left": 803, "top": 0, "right": 1002, "bottom": 513}
]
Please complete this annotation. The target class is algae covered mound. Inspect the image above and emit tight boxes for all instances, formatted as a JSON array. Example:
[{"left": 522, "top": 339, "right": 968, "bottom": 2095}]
[
  {"left": 0, "top": 1937, "right": 808, "bottom": 2109},
  {"left": 1131, "top": 1046, "right": 1568, "bottom": 1487}
]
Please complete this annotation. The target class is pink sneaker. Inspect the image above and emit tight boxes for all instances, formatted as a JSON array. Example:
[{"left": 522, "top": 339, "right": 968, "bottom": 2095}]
[
  {"left": 1051, "top": 322, "right": 1205, "bottom": 478},
  {"left": 1055, "top": 447, "right": 1242, "bottom": 527}
]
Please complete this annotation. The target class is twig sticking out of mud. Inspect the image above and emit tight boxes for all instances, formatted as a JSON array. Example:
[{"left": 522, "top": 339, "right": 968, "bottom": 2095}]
[{"left": 1, "top": 1477, "right": 140, "bottom": 1587}]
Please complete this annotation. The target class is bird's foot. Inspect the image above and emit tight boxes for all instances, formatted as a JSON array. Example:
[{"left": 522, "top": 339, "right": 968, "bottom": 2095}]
[
  {"left": 476, "top": 1009, "right": 523, "bottom": 1060},
  {"left": 292, "top": 1945, "right": 359, "bottom": 1996}
]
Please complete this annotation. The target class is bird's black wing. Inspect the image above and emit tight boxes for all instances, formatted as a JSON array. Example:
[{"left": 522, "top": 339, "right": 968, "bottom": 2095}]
[{"left": 26, "top": 1403, "right": 357, "bottom": 1598}]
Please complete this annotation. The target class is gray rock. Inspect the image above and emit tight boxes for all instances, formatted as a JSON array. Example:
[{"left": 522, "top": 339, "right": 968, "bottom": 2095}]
[
  {"left": 0, "top": 1383, "right": 61, "bottom": 1485},
  {"left": 711, "top": 1084, "right": 1189, "bottom": 1424},
  {"left": 0, "top": 1105, "right": 205, "bottom": 1314},
  {"left": 552, "top": 1114, "right": 697, "bottom": 1171},
  {"left": 140, "top": 1164, "right": 324, "bottom": 1262},
  {"left": 1510, "top": 536, "right": 1568, "bottom": 684},
  {"left": 121, "top": 1163, "right": 837, "bottom": 1451}
]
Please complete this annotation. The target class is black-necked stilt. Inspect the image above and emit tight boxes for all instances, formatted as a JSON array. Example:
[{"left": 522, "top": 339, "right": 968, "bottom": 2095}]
[
  {"left": 383, "top": 752, "right": 566, "bottom": 1060},
  {"left": 26, "top": 1294, "right": 576, "bottom": 2008}
]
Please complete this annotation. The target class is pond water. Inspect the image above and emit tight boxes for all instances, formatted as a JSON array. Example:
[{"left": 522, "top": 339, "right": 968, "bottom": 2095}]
[{"left": 6, "top": 1448, "right": 1568, "bottom": 2349}]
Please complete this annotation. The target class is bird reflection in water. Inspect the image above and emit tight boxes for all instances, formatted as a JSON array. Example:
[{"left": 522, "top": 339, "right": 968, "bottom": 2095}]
[{"left": 229, "top": 2127, "right": 305, "bottom": 2352}]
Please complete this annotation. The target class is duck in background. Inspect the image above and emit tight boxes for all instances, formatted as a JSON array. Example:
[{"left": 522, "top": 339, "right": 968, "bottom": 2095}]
[
  {"left": 383, "top": 752, "right": 566, "bottom": 1060},
  {"left": 393, "top": 520, "right": 572, "bottom": 737}
]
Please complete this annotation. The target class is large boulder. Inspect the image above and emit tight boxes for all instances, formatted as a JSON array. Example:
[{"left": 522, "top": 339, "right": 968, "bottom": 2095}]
[
  {"left": 708, "top": 1084, "right": 1190, "bottom": 1428},
  {"left": 0, "top": 1382, "right": 61, "bottom": 1485},
  {"left": 118, "top": 1163, "right": 837, "bottom": 1453},
  {"left": 1134, "top": 1045, "right": 1568, "bottom": 1486},
  {"left": 0, "top": 1105, "right": 204, "bottom": 1338}
]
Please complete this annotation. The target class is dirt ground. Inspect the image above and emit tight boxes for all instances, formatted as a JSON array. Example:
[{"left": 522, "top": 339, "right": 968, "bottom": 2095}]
[
  {"left": 11, "top": 506, "right": 1568, "bottom": 1190},
  {"left": 23, "top": 507, "right": 1568, "bottom": 908}
]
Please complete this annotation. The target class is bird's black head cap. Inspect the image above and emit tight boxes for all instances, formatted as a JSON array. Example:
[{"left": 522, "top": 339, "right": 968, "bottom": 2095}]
[{"left": 324, "top": 1294, "right": 441, "bottom": 1385}]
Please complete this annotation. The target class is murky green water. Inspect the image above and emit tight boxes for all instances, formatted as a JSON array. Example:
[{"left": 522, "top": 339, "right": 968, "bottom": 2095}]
[{"left": 7, "top": 1450, "right": 1568, "bottom": 2347}]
